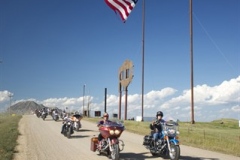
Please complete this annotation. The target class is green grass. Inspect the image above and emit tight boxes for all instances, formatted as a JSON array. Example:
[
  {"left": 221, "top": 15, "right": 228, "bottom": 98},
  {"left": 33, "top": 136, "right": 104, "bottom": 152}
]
[
  {"left": 0, "top": 113, "right": 22, "bottom": 160},
  {"left": 178, "top": 119, "right": 240, "bottom": 156},
  {"left": 85, "top": 117, "right": 240, "bottom": 157}
]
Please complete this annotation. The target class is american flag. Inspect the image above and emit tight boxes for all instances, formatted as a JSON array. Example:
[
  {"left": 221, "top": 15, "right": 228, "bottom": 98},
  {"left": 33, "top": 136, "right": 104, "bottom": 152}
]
[{"left": 105, "top": 0, "right": 138, "bottom": 22}]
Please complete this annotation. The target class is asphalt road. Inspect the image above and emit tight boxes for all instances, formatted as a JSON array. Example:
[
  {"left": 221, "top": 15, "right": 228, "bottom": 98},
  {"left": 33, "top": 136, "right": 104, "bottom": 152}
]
[{"left": 14, "top": 115, "right": 239, "bottom": 160}]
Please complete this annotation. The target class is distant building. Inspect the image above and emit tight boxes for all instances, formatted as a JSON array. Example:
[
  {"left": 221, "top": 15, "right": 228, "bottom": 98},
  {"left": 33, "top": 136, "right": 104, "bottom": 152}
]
[{"left": 136, "top": 116, "right": 155, "bottom": 122}]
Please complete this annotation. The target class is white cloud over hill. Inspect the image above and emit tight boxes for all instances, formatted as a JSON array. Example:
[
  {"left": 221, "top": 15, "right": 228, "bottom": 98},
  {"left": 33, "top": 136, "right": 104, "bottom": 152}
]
[{"left": 1, "top": 76, "right": 239, "bottom": 122}]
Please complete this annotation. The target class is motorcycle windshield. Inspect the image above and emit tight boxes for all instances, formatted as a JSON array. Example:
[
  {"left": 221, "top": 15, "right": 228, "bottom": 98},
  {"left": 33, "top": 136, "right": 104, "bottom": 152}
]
[
  {"left": 73, "top": 114, "right": 82, "bottom": 119},
  {"left": 162, "top": 119, "right": 179, "bottom": 137},
  {"left": 102, "top": 121, "right": 124, "bottom": 128},
  {"left": 99, "top": 120, "right": 124, "bottom": 139}
]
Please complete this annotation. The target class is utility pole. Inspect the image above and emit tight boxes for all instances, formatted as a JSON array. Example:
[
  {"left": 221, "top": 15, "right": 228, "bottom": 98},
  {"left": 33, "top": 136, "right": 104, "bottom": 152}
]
[
  {"left": 0, "top": 60, "right": 2, "bottom": 90},
  {"left": 104, "top": 88, "right": 107, "bottom": 113},
  {"left": 82, "top": 84, "right": 86, "bottom": 116},
  {"left": 141, "top": 0, "right": 145, "bottom": 122},
  {"left": 8, "top": 92, "right": 13, "bottom": 114},
  {"left": 190, "top": 0, "right": 195, "bottom": 124},
  {"left": 87, "top": 95, "right": 91, "bottom": 117}
]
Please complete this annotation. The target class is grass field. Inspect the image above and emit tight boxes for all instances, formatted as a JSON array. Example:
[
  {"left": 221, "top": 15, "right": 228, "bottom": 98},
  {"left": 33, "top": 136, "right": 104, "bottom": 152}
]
[
  {"left": 0, "top": 114, "right": 22, "bottom": 160},
  {"left": 0, "top": 114, "right": 239, "bottom": 159}
]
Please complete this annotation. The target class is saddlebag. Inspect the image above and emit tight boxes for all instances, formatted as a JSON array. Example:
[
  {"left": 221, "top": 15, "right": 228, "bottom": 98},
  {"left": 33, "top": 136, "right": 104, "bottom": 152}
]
[
  {"left": 90, "top": 137, "right": 98, "bottom": 152},
  {"left": 143, "top": 135, "right": 152, "bottom": 145}
]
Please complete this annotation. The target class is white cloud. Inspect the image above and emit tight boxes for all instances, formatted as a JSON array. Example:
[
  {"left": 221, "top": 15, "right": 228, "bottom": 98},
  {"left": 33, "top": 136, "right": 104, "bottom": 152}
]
[
  {"left": 231, "top": 105, "right": 240, "bottom": 112},
  {"left": 0, "top": 90, "right": 13, "bottom": 102},
  {"left": 1, "top": 76, "right": 239, "bottom": 121}
]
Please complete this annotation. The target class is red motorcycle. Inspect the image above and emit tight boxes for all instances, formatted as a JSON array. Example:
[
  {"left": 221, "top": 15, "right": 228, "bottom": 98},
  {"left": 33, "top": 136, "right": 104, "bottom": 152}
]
[{"left": 90, "top": 121, "right": 125, "bottom": 160}]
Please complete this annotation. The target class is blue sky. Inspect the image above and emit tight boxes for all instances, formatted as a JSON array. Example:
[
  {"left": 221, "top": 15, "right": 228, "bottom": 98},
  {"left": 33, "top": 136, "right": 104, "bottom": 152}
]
[{"left": 0, "top": 0, "right": 239, "bottom": 122}]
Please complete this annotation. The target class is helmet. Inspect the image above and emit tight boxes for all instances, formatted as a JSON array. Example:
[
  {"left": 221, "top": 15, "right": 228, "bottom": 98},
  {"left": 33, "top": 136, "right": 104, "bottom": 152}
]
[
  {"left": 103, "top": 113, "right": 109, "bottom": 118},
  {"left": 156, "top": 111, "right": 163, "bottom": 117}
]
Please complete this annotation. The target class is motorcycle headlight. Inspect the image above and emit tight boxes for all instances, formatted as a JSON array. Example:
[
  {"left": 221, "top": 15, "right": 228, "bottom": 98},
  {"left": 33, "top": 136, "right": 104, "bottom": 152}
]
[
  {"left": 109, "top": 130, "right": 114, "bottom": 135},
  {"left": 67, "top": 122, "right": 71, "bottom": 125},
  {"left": 164, "top": 131, "right": 168, "bottom": 135},
  {"left": 168, "top": 129, "right": 176, "bottom": 135},
  {"left": 115, "top": 130, "right": 120, "bottom": 135}
]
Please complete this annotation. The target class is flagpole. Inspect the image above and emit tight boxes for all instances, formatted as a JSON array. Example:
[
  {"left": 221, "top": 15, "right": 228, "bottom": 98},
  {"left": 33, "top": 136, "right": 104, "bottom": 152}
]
[
  {"left": 190, "top": 0, "right": 195, "bottom": 124},
  {"left": 141, "top": 0, "right": 145, "bottom": 122}
]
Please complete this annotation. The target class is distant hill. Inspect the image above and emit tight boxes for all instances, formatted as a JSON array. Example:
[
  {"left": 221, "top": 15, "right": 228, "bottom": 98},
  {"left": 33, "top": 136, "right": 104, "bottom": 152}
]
[{"left": 9, "top": 101, "right": 47, "bottom": 115}]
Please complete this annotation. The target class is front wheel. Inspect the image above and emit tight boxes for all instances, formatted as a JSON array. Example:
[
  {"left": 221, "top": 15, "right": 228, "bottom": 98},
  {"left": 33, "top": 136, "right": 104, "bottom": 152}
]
[
  {"left": 150, "top": 151, "right": 158, "bottom": 156},
  {"left": 67, "top": 127, "right": 71, "bottom": 139},
  {"left": 169, "top": 145, "right": 180, "bottom": 160},
  {"left": 111, "top": 144, "right": 119, "bottom": 160}
]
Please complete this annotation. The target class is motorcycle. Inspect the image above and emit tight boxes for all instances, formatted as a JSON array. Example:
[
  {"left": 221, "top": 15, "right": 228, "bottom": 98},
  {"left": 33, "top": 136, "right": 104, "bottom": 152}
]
[
  {"left": 41, "top": 111, "right": 47, "bottom": 120},
  {"left": 52, "top": 112, "right": 59, "bottom": 121},
  {"left": 35, "top": 109, "right": 41, "bottom": 118},
  {"left": 90, "top": 120, "right": 125, "bottom": 160},
  {"left": 62, "top": 119, "right": 74, "bottom": 138},
  {"left": 72, "top": 114, "right": 82, "bottom": 131},
  {"left": 60, "top": 112, "right": 67, "bottom": 120},
  {"left": 143, "top": 119, "right": 180, "bottom": 160}
]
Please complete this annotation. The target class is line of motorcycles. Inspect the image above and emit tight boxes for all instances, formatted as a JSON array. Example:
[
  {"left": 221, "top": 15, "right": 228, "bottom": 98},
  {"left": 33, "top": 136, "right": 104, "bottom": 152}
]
[
  {"left": 35, "top": 109, "right": 180, "bottom": 160},
  {"left": 35, "top": 108, "right": 82, "bottom": 139},
  {"left": 35, "top": 108, "right": 61, "bottom": 121}
]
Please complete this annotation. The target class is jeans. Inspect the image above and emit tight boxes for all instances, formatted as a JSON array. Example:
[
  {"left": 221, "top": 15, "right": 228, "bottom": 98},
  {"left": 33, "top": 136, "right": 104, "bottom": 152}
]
[{"left": 153, "top": 132, "right": 162, "bottom": 142}]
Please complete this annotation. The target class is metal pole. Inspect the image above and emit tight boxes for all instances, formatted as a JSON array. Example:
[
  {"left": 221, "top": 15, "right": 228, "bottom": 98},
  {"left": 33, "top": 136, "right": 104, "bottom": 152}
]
[
  {"left": 190, "top": 0, "right": 195, "bottom": 124},
  {"left": 119, "top": 83, "right": 122, "bottom": 120},
  {"left": 0, "top": 60, "right": 2, "bottom": 90},
  {"left": 104, "top": 88, "right": 107, "bottom": 113},
  {"left": 82, "top": 84, "right": 85, "bottom": 116},
  {"left": 87, "top": 95, "right": 90, "bottom": 117},
  {"left": 8, "top": 93, "right": 13, "bottom": 115},
  {"left": 141, "top": 0, "right": 145, "bottom": 122},
  {"left": 125, "top": 87, "right": 128, "bottom": 120}
]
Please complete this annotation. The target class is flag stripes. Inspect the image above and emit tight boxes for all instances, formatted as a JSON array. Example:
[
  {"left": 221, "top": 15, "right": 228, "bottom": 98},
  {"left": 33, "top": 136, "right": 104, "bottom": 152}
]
[{"left": 105, "top": 0, "right": 138, "bottom": 22}]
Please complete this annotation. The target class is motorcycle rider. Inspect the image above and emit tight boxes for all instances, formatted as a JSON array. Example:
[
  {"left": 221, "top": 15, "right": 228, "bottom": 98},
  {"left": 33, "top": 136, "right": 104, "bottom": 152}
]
[
  {"left": 52, "top": 108, "right": 58, "bottom": 119},
  {"left": 71, "top": 111, "right": 82, "bottom": 129},
  {"left": 97, "top": 112, "right": 112, "bottom": 142},
  {"left": 150, "top": 111, "right": 165, "bottom": 150},
  {"left": 61, "top": 110, "right": 67, "bottom": 119},
  {"left": 61, "top": 113, "right": 72, "bottom": 134}
]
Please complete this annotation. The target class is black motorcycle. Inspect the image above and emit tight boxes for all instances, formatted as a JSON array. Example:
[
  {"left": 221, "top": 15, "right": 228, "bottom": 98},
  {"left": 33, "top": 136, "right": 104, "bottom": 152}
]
[
  {"left": 52, "top": 113, "right": 59, "bottom": 121},
  {"left": 62, "top": 119, "right": 74, "bottom": 138},
  {"left": 41, "top": 111, "right": 47, "bottom": 120}
]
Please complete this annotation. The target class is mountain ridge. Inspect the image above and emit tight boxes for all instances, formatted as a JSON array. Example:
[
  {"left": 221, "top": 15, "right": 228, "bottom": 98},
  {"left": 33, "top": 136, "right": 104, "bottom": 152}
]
[{"left": 9, "top": 101, "right": 47, "bottom": 114}]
